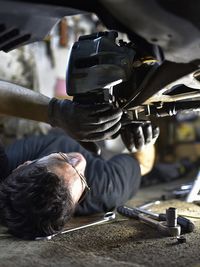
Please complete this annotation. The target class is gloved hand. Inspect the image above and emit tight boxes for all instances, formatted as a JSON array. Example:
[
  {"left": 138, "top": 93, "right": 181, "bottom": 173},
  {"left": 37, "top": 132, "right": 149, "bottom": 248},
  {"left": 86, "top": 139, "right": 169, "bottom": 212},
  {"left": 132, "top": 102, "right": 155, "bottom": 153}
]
[
  {"left": 121, "top": 121, "right": 160, "bottom": 153},
  {"left": 48, "top": 98, "right": 122, "bottom": 141},
  {"left": 79, "top": 141, "right": 101, "bottom": 156}
]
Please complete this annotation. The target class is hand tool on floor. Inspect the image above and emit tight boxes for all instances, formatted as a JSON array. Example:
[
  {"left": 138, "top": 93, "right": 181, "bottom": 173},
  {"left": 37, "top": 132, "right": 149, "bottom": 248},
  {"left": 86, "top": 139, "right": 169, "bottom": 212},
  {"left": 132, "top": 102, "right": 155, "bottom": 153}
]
[
  {"left": 186, "top": 169, "right": 200, "bottom": 203},
  {"left": 131, "top": 206, "right": 194, "bottom": 233},
  {"left": 161, "top": 183, "right": 193, "bottom": 200},
  {"left": 138, "top": 200, "right": 161, "bottom": 209},
  {"left": 161, "top": 172, "right": 200, "bottom": 201},
  {"left": 35, "top": 211, "right": 116, "bottom": 241},
  {"left": 117, "top": 206, "right": 181, "bottom": 237},
  {"left": 162, "top": 169, "right": 200, "bottom": 202}
]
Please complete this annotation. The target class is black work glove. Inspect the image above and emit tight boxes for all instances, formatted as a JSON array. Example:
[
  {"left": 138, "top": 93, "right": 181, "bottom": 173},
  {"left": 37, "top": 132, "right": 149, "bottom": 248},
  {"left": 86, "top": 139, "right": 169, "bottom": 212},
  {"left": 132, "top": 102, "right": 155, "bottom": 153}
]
[
  {"left": 79, "top": 141, "right": 101, "bottom": 156},
  {"left": 121, "top": 121, "right": 160, "bottom": 153},
  {"left": 48, "top": 98, "right": 122, "bottom": 142}
]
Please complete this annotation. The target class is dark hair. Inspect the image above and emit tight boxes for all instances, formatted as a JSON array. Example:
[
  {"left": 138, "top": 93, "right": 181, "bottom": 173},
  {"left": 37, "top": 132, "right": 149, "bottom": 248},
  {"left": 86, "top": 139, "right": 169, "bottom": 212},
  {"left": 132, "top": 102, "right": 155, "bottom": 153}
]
[{"left": 0, "top": 163, "right": 75, "bottom": 240}]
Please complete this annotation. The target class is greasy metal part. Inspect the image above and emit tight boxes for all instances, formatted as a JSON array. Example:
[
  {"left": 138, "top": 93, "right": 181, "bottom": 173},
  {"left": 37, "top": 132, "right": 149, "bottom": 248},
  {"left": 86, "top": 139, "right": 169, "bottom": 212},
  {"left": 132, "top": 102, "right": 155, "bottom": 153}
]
[
  {"left": 164, "top": 69, "right": 200, "bottom": 90},
  {"left": 135, "top": 100, "right": 200, "bottom": 119},
  {"left": 144, "top": 91, "right": 200, "bottom": 104},
  {"left": 166, "top": 207, "right": 177, "bottom": 228},
  {"left": 65, "top": 29, "right": 200, "bottom": 120},
  {"left": 35, "top": 211, "right": 116, "bottom": 241},
  {"left": 144, "top": 68, "right": 200, "bottom": 104},
  {"left": 121, "top": 63, "right": 159, "bottom": 109},
  {"left": 66, "top": 30, "right": 135, "bottom": 96},
  {"left": 124, "top": 61, "right": 199, "bottom": 109}
]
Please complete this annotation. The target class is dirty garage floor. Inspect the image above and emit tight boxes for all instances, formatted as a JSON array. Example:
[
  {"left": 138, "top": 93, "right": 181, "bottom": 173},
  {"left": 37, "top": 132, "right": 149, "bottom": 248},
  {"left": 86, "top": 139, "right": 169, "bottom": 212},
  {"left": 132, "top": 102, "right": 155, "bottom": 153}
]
[{"left": 0, "top": 177, "right": 200, "bottom": 267}]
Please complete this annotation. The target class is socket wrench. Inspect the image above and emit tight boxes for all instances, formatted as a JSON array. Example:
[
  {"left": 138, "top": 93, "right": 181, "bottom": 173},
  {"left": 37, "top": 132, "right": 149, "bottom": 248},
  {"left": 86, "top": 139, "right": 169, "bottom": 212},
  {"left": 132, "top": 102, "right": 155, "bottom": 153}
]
[
  {"left": 133, "top": 207, "right": 194, "bottom": 233},
  {"left": 117, "top": 206, "right": 181, "bottom": 237}
]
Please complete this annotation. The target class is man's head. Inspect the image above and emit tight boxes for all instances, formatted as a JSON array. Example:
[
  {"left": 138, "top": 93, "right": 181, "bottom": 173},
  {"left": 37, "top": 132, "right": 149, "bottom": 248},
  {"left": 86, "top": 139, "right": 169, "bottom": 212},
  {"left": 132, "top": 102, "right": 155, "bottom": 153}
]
[{"left": 0, "top": 152, "right": 87, "bottom": 239}]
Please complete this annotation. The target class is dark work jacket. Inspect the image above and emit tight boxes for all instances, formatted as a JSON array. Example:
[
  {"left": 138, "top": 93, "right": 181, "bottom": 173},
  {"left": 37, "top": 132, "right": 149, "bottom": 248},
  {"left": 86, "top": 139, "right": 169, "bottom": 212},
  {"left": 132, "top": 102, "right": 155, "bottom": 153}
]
[
  {"left": 5, "top": 132, "right": 141, "bottom": 215},
  {"left": 0, "top": 139, "right": 9, "bottom": 180}
]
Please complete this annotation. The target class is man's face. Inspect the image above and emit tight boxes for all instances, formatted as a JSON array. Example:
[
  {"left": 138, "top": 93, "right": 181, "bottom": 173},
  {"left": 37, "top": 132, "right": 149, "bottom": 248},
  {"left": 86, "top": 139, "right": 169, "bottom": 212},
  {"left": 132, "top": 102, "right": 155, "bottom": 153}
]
[{"left": 16, "top": 152, "right": 87, "bottom": 205}]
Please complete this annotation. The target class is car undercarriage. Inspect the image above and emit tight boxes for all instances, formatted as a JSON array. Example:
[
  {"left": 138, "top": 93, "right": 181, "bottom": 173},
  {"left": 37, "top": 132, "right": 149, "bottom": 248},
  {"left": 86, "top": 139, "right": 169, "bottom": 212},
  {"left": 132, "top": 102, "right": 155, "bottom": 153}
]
[{"left": 1, "top": 0, "right": 200, "bottom": 123}]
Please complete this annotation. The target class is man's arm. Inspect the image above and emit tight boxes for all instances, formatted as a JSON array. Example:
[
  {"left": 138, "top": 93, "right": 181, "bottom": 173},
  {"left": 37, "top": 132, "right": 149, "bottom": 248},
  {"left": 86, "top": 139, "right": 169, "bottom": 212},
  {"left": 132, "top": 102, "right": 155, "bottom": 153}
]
[
  {"left": 75, "top": 122, "right": 159, "bottom": 215},
  {"left": 0, "top": 80, "right": 49, "bottom": 122},
  {"left": 132, "top": 143, "right": 156, "bottom": 176},
  {"left": 121, "top": 122, "right": 159, "bottom": 176},
  {"left": 0, "top": 80, "right": 122, "bottom": 141}
]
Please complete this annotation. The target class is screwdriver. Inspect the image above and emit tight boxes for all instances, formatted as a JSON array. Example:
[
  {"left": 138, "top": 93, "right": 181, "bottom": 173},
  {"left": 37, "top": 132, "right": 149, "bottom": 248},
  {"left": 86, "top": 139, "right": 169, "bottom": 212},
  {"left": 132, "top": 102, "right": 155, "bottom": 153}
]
[{"left": 117, "top": 206, "right": 195, "bottom": 233}]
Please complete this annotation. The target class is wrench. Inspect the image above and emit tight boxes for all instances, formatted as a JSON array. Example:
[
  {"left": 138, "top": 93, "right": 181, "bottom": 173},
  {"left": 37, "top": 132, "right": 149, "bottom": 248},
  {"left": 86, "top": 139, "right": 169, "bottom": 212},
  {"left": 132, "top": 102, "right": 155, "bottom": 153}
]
[
  {"left": 130, "top": 207, "right": 194, "bottom": 233},
  {"left": 117, "top": 206, "right": 181, "bottom": 237},
  {"left": 35, "top": 211, "right": 116, "bottom": 241}
]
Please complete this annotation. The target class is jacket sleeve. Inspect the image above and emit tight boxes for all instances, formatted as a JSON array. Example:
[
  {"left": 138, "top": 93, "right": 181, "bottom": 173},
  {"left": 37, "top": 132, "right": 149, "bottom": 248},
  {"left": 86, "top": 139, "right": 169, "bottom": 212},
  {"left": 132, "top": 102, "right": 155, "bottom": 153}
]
[
  {"left": 4, "top": 132, "right": 141, "bottom": 214},
  {"left": 75, "top": 154, "right": 141, "bottom": 215}
]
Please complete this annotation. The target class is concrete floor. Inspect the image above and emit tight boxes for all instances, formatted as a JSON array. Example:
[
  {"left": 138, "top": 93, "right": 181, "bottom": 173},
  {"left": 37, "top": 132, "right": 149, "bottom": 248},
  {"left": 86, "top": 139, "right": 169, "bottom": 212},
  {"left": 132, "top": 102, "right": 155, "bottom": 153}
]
[{"left": 0, "top": 178, "right": 200, "bottom": 267}]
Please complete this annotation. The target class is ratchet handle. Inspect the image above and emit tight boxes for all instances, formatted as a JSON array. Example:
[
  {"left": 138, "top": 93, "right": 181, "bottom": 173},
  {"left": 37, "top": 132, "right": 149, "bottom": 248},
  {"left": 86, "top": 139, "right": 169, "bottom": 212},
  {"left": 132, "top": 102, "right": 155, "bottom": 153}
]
[
  {"left": 117, "top": 206, "right": 139, "bottom": 219},
  {"left": 118, "top": 206, "right": 195, "bottom": 233},
  {"left": 117, "top": 206, "right": 181, "bottom": 237}
]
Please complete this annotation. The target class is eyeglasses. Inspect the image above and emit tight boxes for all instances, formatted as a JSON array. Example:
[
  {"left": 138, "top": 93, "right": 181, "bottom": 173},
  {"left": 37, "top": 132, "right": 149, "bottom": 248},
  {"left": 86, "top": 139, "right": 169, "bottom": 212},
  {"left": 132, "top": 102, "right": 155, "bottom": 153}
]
[{"left": 58, "top": 152, "right": 90, "bottom": 203}]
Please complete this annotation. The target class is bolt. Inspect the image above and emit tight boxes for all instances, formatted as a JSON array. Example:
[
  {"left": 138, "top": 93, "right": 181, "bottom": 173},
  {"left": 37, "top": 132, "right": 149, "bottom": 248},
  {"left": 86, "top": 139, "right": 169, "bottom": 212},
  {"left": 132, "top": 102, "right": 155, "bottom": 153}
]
[{"left": 177, "top": 235, "right": 187, "bottom": 244}]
